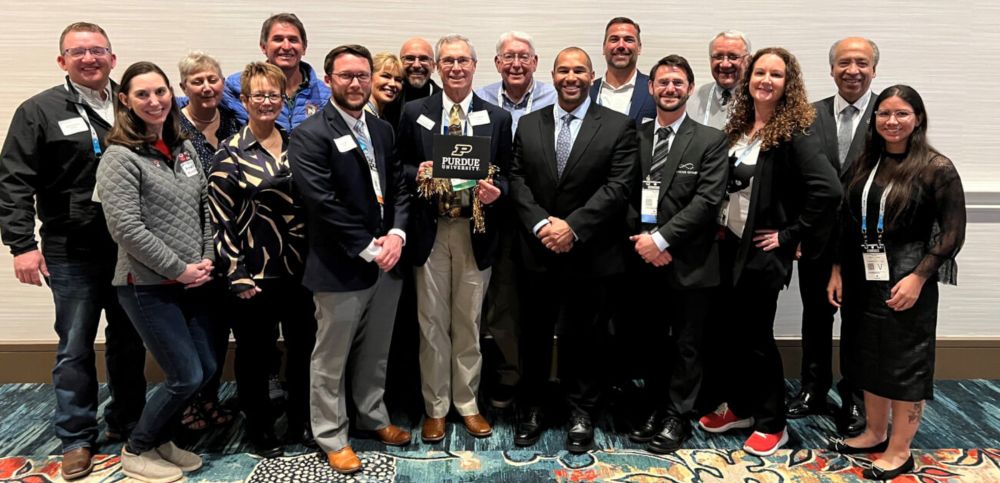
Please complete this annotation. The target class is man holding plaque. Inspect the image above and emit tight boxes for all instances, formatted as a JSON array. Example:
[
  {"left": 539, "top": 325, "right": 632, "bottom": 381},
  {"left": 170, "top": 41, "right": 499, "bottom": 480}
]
[{"left": 396, "top": 33, "right": 512, "bottom": 443}]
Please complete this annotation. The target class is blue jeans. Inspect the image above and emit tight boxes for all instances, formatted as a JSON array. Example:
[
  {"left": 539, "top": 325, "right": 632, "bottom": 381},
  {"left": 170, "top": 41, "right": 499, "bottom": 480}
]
[
  {"left": 117, "top": 283, "right": 218, "bottom": 453},
  {"left": 47, "top": 258, "right": 147, "bottom": 451}
]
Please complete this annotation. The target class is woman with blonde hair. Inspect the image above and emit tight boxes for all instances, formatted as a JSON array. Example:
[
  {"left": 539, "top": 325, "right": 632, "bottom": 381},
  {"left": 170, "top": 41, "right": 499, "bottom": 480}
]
[{"left": 364, "top": 52, "right": 404, "bottom": 120}]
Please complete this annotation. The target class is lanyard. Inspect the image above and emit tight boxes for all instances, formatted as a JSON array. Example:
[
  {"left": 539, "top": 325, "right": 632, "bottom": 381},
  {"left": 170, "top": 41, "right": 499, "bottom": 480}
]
[
  {"left": 860, "top": 159, "right": 893, "bottom": 244},
  {"left": 733, "top": 138, "right": 761, "bottom": 167},
  {"left": 498, "top": 84, "right": 533, "bottom": 113},
  {"left": 64, "top": 80, "right": 103, "bottom": 156}
]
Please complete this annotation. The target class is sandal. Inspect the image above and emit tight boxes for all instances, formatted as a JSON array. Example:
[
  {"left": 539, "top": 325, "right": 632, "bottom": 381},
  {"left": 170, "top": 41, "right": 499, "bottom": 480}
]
[{"left": 201, "top": 399, "right": 234, "bottom": 427}]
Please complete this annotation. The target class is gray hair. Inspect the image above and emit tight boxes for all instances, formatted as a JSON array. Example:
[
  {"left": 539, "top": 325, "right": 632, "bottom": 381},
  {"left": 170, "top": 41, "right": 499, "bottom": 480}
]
[
  {"left": 828, "top": 37, "right": 880, "bottom": 67},
  {"left": 435, "top": 33, "right": 477, "bottom": 63},
  {"left": 495, "top": 31, "right": 536, "bottom": 56},
  {"left": 709, "top": 30, "right": 751, "bottom": 54},
  {"left": 177, "top": 51, "right": 223, "bottom": 86}
]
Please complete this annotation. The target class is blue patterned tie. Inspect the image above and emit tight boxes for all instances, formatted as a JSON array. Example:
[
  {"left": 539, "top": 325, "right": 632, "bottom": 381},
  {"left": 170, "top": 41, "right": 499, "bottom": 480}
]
[
  {"left": 556, "top": 113, "right": 574, "bottom": 177},
  {"left": 354, "top": 120, "right": 376, "bottom": 170}
]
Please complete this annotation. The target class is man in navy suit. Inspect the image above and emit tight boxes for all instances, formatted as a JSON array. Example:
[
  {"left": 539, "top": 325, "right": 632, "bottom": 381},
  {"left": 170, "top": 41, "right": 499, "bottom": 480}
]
[
  {"left": 787, "top": 37, "right": 880, "bottom": 437},
  {"left": 396, "top": 34, "right": 513, "bottom": 444},
  {"left": 589, "top": 17, "right": 656, "bottom": 123},
  {"left": 289, "top": 44, "right": 413, "bottom": 475}
]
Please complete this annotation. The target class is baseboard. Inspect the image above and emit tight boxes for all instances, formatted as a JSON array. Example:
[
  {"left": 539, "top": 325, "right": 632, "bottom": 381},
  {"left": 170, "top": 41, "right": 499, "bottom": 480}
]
[{"left": 2, "top": 338, "right": 998, "bottom": 383}]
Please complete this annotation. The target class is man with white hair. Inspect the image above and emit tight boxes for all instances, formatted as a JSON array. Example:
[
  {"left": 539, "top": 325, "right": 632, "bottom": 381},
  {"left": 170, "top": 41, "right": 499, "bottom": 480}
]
[
  {"left": 689, "top": 30, "right": 751, "bottom": 129},
  {"left": 476, "top": 31, "right": 557, "bottom": 134}
]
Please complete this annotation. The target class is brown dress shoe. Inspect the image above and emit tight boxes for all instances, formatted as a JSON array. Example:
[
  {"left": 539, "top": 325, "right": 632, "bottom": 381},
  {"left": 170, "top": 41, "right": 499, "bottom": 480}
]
[
  {"left": 421, "top": 417, "right": 446, "bottom": 443},
  {"left": 61, "top": 447, "right": 94, "bottom": 481},
  {"left": 375, "top": 424, "right": 412, "bottom": 446},
  {"left": 327, "top": 446, "right": 362, "bottom": 474},
  {"left": 463, "top": 414, "right": 493, "bottom": 437}
]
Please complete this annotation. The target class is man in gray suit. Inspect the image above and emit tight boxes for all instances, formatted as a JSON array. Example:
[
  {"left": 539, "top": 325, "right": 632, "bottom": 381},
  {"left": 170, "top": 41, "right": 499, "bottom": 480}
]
[
  {"left": 688, "top": 30, "right": 750, "bottom": 129},
  {"left": 787, "top": 37, "right": 879, "bottom": 437}
]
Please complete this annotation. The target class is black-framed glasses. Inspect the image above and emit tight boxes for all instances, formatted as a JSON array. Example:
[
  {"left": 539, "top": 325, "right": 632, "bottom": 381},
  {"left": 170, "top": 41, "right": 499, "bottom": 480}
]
[
  {"left": 63, "top": 47, "right": 112, "bottom": 58},
  {"left": 249, "top": 93, "right": 284, "bottom": 103},
  {"left": 332, "top": 72, "right": 372, "bottom": 83}
]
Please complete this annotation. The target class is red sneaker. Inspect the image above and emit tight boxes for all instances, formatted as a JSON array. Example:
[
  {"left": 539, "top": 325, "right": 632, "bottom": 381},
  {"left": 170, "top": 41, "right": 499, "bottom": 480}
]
[
  {"left": 743, "top": 429, "right": 789, "bottom": 456},
  {"left": 698, "top": 403, "right": 753, "bottom": 433}
]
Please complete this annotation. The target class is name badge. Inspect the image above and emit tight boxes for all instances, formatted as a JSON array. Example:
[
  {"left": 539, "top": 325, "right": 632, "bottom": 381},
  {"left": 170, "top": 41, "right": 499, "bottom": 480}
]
[
  {"left": 417, "top": 114, "right": 436, "bottom": 131},
  {"left": 334, "top": 135, "right": 357, "bottom": 153},
  {"left": 641, "top": 180, "right": 659, "bottom": 225},
  {"left": 641, "top": 117, "right": 655, "bottom": 124},
  {"left": 717, "top": 199, "right": 729, "bottom": 226},
  {"left": 59, "top": 117, "right": 88, "bottom": 136},
  {"left": 862, "top": 244, "right": 890, "bottom": 281},
  {"left": 180, "top": 160, "right": 199, "bottom": 178},
  {"left": 468, "top": 111, "right": 490, "bottom": 126}
]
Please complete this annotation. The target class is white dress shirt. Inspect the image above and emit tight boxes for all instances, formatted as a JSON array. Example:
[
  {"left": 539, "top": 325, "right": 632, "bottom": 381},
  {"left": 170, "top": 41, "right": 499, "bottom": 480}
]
[{"left": 598, "top": 70, "right": 636, "bottom": 115}]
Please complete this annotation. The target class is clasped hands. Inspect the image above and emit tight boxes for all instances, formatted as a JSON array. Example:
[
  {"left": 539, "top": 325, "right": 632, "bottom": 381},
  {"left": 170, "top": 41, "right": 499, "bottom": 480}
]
[
  {"left": 538, "top": 217, "right": 574, "bottom": 253},
  {"left": 629, "top": 233, "right": 673, "bottom": 267},
  {"left": 417, "top": 160, "right": 498, "bottom": 205},
  {"left": 177, "top": 259, "right": 214, "bottom": 289}
]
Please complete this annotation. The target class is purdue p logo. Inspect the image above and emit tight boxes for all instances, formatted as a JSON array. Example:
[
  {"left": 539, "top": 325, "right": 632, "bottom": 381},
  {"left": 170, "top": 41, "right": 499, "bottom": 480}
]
[{"left": 451, "top": 144, "right": 474, "bottom": 156}]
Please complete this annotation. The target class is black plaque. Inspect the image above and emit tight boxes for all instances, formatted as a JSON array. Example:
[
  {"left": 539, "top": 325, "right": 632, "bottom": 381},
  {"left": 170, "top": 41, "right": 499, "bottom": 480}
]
[{"left": 432, "top": 134, "right": 491, "bottom": 180}]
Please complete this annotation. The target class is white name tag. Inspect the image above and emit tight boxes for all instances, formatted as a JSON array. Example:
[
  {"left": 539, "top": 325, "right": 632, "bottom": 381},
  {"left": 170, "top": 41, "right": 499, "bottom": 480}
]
[
  {"left": 641, "top": 117, "right": 655, "bottom": 124},
  {"left": 180, "top": 160, "right": 199, "bottom": 178},
  {"left": 58, "top": 117, "right": 88, "bottom": 136},
  {"left": 417, "top": 114, "right": 436, "bottom": 131},
  {"left": 334, "top": 135, "right": 357, "bottom": 153},
  {"left": 862, "top": 245, "right": 890, "bottom": 281},
  {"left": 641, "top": 180, "right": 659, "bottom": 225},
  {"left": 468, "top": 111, "right": 490, "bottom": 126}
]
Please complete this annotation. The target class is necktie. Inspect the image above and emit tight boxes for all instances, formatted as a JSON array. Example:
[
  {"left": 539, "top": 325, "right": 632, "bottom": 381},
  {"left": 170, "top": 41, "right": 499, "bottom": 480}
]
[
  {"left": 354, "top": 120, "right": 376, "bottom": 169},
  {"left": 838, "top": 105, "right": 858, "bottom": 166},
  {"left": 556, "top": 113, "right": 574, "bottom": 177},
  {"left": 449, "top": 103, "right": 463, "bottom": 136},
  {"left": 649, "top": 126, "right": 673, "bottom": 182},
  {"left": 440, "top": 104, "right": 465, "bottom": 217},
  {"left": 720, "top": 88, "right": 732, "bottom": 106}
]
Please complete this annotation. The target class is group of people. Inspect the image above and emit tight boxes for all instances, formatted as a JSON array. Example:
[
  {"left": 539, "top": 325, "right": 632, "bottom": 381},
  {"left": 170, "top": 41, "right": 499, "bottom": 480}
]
[{"left": 0, "top": 12, "right": 966, "bottom": 482}]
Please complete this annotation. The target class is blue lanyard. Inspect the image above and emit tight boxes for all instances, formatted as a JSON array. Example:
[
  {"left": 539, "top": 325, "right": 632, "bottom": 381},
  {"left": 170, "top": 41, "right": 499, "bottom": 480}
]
[
  {"left": 860, "top": 158, "right": 893, "bottom": 244},
  {"left": 64, "top": 81, "right": 103, "bottom": 156},
  {"left": 733, "top": 138, "right": 761, "bottom": 167}
]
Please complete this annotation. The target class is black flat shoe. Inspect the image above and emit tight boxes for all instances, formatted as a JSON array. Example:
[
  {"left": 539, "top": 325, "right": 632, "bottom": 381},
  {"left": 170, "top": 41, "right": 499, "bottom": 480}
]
[
  {"left": 863, "top": 454, "right": 914, "bottom": 480},
  {"left": 827, "top": 437, "right": 889, "bottom": 455}
]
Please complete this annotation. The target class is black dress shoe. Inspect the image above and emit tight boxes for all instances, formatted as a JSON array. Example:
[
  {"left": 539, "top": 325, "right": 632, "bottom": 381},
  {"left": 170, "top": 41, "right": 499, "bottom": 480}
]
[
  {"left": 250, "top": 431, "right": 284, "bottom": 458},
  {"left": 646, "top": 417, "right": 690, "bottom": 454},
  {"left": 827, "top": 437, "right": 888, "bottom": 455},
  {"left": 628, "top": 412, "right": 662, "bottom": 443},
  {"left": 566, "top": 415, "right": 594, "bottom": 454},
  {"left": 837, "top": 402, "right": 867, "bottom": 437},
  {"left": 514, "top": 407, "right": 544, "bottom": 447},
  {"left": 863, "top": 454, "right": 914, "bottom": 480},
  {"left": 786, "top": 390, "right": 827, "bottom": 418}
]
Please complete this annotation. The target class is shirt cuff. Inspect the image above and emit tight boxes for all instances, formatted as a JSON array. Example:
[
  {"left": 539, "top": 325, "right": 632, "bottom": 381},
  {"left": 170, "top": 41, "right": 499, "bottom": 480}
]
[
  {"left": 388, "top": 228, "right": 407, "bottom": 245},
  {"left": 359, "top": 238, "right": 382, "bottom": 262},
  {"left": 532, "top": 219, "right": 550, "bottom": 236},
  {"left": 651, "top": 231, "right": 669, "bottom": 252}
]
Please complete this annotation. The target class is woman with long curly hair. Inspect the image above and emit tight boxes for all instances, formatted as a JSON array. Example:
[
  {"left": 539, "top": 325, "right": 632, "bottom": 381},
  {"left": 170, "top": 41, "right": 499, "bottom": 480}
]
[{"left": 696, "top": 47, "right": 842, "bottom": 455}]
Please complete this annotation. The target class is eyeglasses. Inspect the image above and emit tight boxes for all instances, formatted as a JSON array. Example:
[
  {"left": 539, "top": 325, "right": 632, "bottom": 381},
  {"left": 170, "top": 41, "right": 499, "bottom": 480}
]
[
  {"left": 401, "top": 54, "right": 432, "bottom": 64},
  {"left": 499, "top": 53, "right": 533, "bottom": 65},
  {"left": 875, "top": 110, "right": 914, "bottom": 120},
  {"left": 331, "top": 72, "right": 372, "bottom": 83},
  {"left": 249, "top": 93, "right": 283, "bottom": 103},
  {"left": 440, "top": 57, "right": 473, "bottom": 68},
  {"left": 63, "top": 47, "right": 112, "bottom": 58},
  {"left": 711, "top": 53, "right": 746, "bottom": 62}
]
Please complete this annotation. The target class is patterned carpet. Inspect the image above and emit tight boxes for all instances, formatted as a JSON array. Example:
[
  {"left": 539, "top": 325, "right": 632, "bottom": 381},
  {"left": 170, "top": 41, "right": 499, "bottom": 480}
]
[{"left": 1, "top": 380, "right": 998, "bottom": 482}]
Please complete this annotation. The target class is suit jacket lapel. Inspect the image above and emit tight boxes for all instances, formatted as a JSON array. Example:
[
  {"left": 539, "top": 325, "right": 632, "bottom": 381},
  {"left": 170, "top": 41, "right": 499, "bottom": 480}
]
[
  {"left": 628, "top": 73, "right": 648, "bottom": 120},
  {"left": 326, "top": 103, "right": 368, "bottom": 169},
  {"left": 816, "top": 97, "right": 839, "bottom": 171},
  {"left": 638, "top": 122, "right": 654, "bottom": 176},
  {"left": 844, "top": 92, "right": 875, "bottom": 174},
  {"left": 537, "top": 106, "right": 558, "bottom": 182},
  {"left": 589, "top": 80, "right": 601, "bottom": 104},
  {"left": 657, "top": 117, "right": 694, "bottom": 204},
  {"left": 560, "top": 105, "right": 601, "bottom": 185},
  {"left": 470, "top": 95, "right": 492, "bottom": 138},
  {"left": 419, "top": 93, "right": 443, "bottom": 159}
]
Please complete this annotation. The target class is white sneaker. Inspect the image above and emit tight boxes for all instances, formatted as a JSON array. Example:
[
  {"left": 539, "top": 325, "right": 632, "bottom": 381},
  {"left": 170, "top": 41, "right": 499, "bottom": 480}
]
[
  {"left": 156, "top": 441, "right": 203, "bottom": 472},
  {"left": 120, "top": 447, "right": 183, "bottom": 483}
]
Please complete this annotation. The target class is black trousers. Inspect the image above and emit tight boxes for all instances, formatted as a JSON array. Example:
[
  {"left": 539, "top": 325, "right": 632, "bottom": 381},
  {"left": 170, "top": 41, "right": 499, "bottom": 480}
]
[
  {"left": 230, "top": 278, "right": 317, "bottom": 434},
  {"left": 797, "top": 258, "right": 863, "bottom": 406},
  {"left": 518, "top": 270, "right": 613, "bottom": 417}
]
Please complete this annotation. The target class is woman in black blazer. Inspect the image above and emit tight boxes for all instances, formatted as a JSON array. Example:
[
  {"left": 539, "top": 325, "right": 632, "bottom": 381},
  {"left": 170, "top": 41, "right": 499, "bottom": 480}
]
[{"left": 697, "top": 47, "right": 841, "bottom": 456}]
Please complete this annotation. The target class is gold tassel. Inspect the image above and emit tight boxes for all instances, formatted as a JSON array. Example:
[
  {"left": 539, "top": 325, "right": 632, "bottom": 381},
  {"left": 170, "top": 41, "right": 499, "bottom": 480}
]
[
  {"left": 416, "top": 165, "right": 500, "bottom": 234},
  {"left": 471, "top": 165, "right": 500, "bottom": 234}
]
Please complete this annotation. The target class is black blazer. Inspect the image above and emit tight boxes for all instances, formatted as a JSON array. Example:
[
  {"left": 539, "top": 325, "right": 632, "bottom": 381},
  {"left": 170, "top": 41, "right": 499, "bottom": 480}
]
[
  {"left": 811, "top": 93, "right": 876, "bottom": 179},
  {"left": 731, "top": 130, "right": 842, "bottom": 288},
  {"left": 509, "top": 103, "right": 638, "bottom": 279},
  {"left": 396, "top": 92, "right": 513, "bottom": 270},
  {"left": 589, "top": 72, "right": 656, "bottom": 122},
  {"left": 289, "top": 101, "right": 411, "bottom": 293},
  {"left": 631, "top": 116, "right": 729, "bottom": 289}
]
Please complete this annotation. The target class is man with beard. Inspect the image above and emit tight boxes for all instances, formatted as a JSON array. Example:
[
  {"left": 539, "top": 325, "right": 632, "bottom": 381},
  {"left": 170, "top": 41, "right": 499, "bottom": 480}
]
[
  {"left": 621, "top": 55, "right": 729, "bottom": 454},
  {"left": 381, "top": 37, "right": 442, "bottom": 130},
  {"left": 786, "top": 37, "right": 880, "bottom": 437},
  {"left": 689, "top": 31, "right": 751, "bottom": 129},
  {"left": 589, "top": 17, "right": 655, "bottom": 123},
  {"left": 510, "top": 47, "right": 637, "bottom": 453},
  {"left": 222, "top": 13, "right": 331, "bottom": 130},
  {"left": 289, "top": 44, "right": 413, "bottom": 475}
]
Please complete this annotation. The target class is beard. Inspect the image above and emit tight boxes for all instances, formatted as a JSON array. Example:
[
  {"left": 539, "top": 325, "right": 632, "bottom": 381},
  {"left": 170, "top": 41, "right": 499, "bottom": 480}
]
[{"left": 333, "top": 90, "right": 367, "bottom": 111}]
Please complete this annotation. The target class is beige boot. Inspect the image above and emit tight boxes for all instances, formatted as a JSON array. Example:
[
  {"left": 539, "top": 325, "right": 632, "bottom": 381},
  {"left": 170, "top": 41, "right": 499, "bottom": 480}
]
[
  {"left": 120, "top": 447, "right": 183, "bottom": 483},
  {"left": 155, "top": 441, "right": 203, "bottom": 472}
]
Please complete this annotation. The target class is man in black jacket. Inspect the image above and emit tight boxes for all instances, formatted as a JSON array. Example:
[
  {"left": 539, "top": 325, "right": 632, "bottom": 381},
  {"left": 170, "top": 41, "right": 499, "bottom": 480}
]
[{"left": 0, "top": 22, "right": 146, "bottom": 481}]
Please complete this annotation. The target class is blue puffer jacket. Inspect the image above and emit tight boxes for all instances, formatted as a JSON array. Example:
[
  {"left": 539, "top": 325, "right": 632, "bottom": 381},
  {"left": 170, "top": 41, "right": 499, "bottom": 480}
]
[{"left": 221, "top": 61, "right": 330, "bottom": 131}]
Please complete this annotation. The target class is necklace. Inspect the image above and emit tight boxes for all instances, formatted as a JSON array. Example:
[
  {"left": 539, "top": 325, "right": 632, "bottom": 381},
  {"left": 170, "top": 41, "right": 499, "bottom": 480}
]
[{"left": 185, "top": 107, "right": 219, "bottom": 125}]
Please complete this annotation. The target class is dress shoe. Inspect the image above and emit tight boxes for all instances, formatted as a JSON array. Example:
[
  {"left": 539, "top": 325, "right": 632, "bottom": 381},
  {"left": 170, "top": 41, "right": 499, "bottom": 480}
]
[
  {"left": 786, "top": 390, "right": 827, "bottom": 418},
  {"left": 489, "top": 384, "right": 516, "bottom": 409},
  {"left": 565, "top": 415, "right": 594, "bottom": 454},
  {"left": 863, "top": 454, "right": 915, "bottom": 480},
  {"left": 462, "top": 414, "right": 493, "bottom": 437},
  {"left": 326, "top": 446, "right": 362, "bottom": 475},
  {"left": 375, "top": 424, "right": 412, "bottom": 446},
  {"left": 61, "top": 447, "right": 94, "bottom": 481},
  {"left": 837, "top": 401, "right": 867, "bottom": 437},
  {"left": 629, "top": 411, "right": 662, "bottom": 443},
  {"left": 514, "top": 407, "right": 544, "bottom": 447},
  {"left": 828, "top": 437, "right": 888, "bottom": 455},
  {"left": 647, "top": 417, "right": 690, "bottom": 454},
  {"left": 249, "top": 430, "right": 284, "bottom": 459},
  {"left": 421, "top": 416, "right": 446, "bottom": 443}
]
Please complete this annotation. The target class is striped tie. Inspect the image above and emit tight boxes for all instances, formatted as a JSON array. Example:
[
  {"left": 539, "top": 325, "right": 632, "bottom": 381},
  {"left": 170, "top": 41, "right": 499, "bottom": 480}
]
[{"left": 649, "top": 126, "right": 673, "bottom": 182}]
